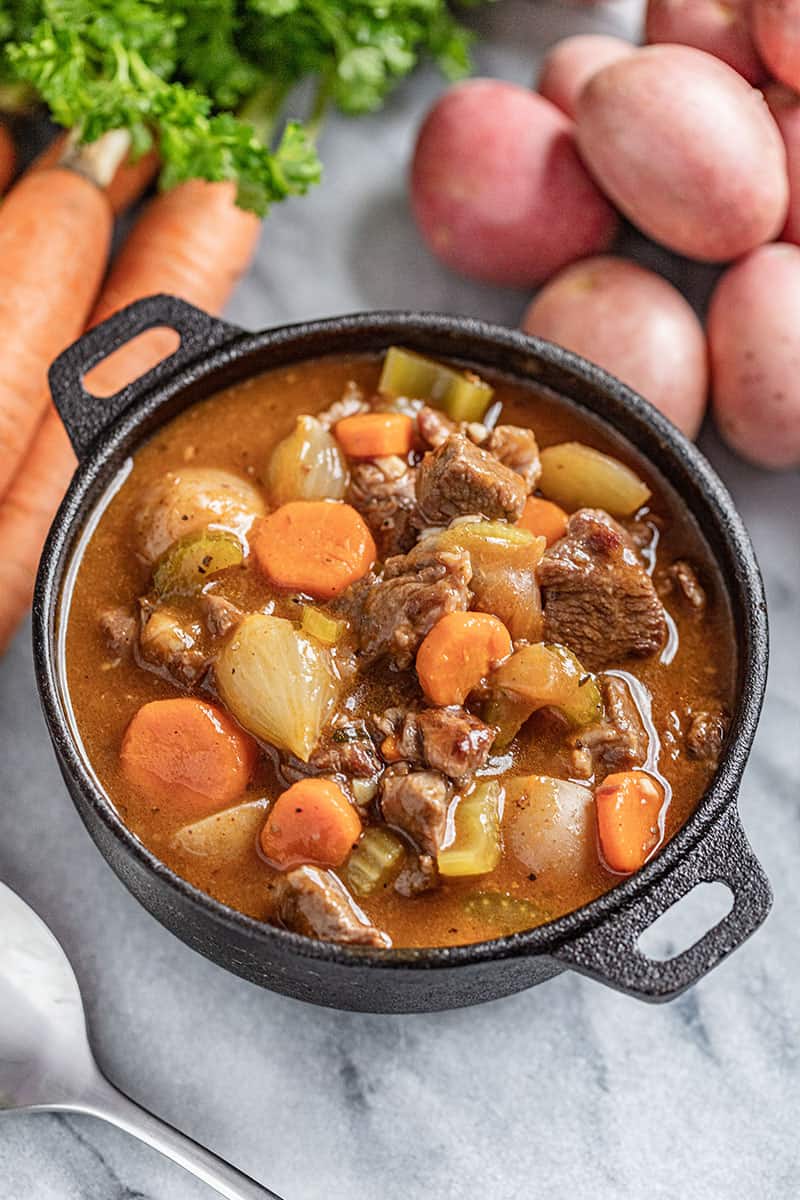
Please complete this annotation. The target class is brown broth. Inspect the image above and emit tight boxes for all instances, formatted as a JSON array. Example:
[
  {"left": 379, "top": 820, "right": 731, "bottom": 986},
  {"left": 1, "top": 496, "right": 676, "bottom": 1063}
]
[{"left": 64, "top": 355, "right": 736, "bottom": 948}]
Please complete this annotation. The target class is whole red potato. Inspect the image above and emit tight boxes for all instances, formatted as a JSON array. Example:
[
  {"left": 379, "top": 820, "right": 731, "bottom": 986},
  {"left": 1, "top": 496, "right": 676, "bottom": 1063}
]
[
  {"left": 752, "top": 0, "right": 800, "bottom": 90},
  {"left": 410, "top": 80, "right": 618, "bottom": 287},
  {"left": 645, "top": 0, "right": 765, "bottom": 84},
  {"left": 765, "top": 84, "right": 800, "bottom": 243},
  {"left": 709, "top": 243, "right": 800, "bottom": 469},
  {"left": 521, "top": 256, "right": 707, "bottom": 438},
  {"left": 576, "top": 45, "right": 788, "bottom": 261},
  {"left": 537, "top": 35, "right": 635, "bottom": 119}
]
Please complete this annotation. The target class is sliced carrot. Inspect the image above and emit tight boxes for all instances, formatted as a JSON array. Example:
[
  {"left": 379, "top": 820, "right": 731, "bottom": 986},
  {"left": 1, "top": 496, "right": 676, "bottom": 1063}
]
[
  {"left": 260, "top": 778, "right": 362, "bottom": 869},
  {"left": 32, "top": 133, "right": 159, "bottom": 214},
  {"left": 120, "top": 698, "right": 258, "bottom": 815},
  {"left": 252, "top": 500, "right": 376, "bottom": 600},
  {"left": 85, "top": 179, "right": 260, "bottom": 396},
  {"left": 381, "top": 734, "right": 404, "bottom": 763},
  {"left": 0, "top": 167, "right": 112, "bottom": 500},
  {"left": 416, "top": 611, "right": 513, "bottom": 706},
  {"left": 0, "top": 124, "right": 16, "bottom": 194},
  {"left": 596, "top": 770, "right": 665, "bottom": 874},
  {"left": 335, "top": 412, "right": 414, "bottom": 458},
  {"left": 518, "top": 496, "right": 569, "bottom": 546}
]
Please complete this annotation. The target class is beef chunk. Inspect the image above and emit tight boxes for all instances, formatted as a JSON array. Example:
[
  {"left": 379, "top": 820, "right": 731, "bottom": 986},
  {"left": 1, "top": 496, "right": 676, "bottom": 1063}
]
[
  {"left": 99, "top": 606, "right": 137, "bottom": 658},
  {"left": 663, "top": 560, "right": 707, "bottom": 613},
  {"left": 417, "top": 404, "right": 456, "bottom": 449},
  {"left": 377, "top": 705, "right": 494, "bottom": 780},
  {"left": 317, "top": 381, "right": 368, "bottom": 428},
  {"left": 360, "top": 539, "right": 472, "bottom": 668},
  {"left": 485, "top": 424, "right": 541, "bottom": 491},
  {"left": 394, "top": 853, "right": 438, "bottom": 897},
  {"left": 347, "top": 456, "right": 418, "bottom": 559},
  {"left": 330, "top": 570, "right": 377, "bottom": 629},
  {"left": 273, "top": 866, "right": 389, "bottom": 947},
  {"left": 416, "top": 433, "right": 527, "bottom": 524},
  {"left": 686, "top": 708, "right": 728, "bottom": 766},
  {"left": 380, "top": 765, "right": 450, "bottom": 856},
  {"left": 309, "top": 730, "right": 382, "bottom": 779},
  {"left": 569, "top": 675, "right": 649, "bottom": 780},
  {"left": 538, "top": 509, "right": 668, "bottom": 669},
  {"left": 200, "top": 592, "right": 243, "bottom": 637},
  {"left": 138, "top": 600, "right": 208, "bottom": 684}
]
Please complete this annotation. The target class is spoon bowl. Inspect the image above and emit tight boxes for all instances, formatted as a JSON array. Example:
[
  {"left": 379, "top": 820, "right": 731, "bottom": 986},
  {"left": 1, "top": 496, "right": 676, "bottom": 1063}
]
[{"left": 0, "top": 881, "right": 280, "bottom": 1199}]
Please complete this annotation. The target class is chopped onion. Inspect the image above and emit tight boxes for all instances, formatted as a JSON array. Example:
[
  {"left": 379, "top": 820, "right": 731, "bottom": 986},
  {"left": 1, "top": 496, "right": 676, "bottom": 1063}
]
[
  {"left": 267, "top": 415, "right": 349, "bottom": 505},
  {"left": 215, "top": 614, "right": 338, "bottom": 761},
  {"left": 442, "top": 521, "right": 545, "bottom": 641}
]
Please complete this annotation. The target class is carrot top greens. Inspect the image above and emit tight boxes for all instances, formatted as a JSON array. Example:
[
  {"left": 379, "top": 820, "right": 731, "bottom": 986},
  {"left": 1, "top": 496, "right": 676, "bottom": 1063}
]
[{"left": 0, "top": 0, "right": 484, "bottom": 213}]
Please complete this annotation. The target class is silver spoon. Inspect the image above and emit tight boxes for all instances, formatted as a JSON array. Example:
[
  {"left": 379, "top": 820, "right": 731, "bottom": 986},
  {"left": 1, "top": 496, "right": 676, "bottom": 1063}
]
[{"left": 0, "top": 880, "right": 282, "bottom": 1199}]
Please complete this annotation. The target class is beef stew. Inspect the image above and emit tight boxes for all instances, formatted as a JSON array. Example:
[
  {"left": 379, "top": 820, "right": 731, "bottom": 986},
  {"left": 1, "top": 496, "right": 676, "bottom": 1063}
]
[{"left": 64, "top": 351, "right": 735, "bottom": 950}]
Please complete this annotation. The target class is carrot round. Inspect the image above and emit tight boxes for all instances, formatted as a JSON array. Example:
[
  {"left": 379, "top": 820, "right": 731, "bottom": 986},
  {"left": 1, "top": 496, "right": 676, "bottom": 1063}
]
[
  {"left": 32, "top": 133, "right": 159, "bottom": 214},
  {"left": 596, "top": 770, "right": 666, "bottom": 874},
  {"left": 259, "top": 778, "right": 362, "bottom": 869},
  {"left": 252, "top": 500, "right": 376, "bottom": 600},
  {"left": 0, "top": 124, "right": 16, "bottom": 194},
  {"left": 335, "top": 412, "right": 414, "bottom": 458},
  {"left": 84, "top": 180, "right": 260, "bottom": 397},
  {"left": 416, "top": 611, "right": 513, "bottom": 706},
  {"left": 120, "top": 698, "right": 258, "bottom": 815},
  {"left": 0, "top": 167, "right": 112, "bottom": 499},
  {"left": 518, "top": 496, "right": 569, "bottom": 546}
]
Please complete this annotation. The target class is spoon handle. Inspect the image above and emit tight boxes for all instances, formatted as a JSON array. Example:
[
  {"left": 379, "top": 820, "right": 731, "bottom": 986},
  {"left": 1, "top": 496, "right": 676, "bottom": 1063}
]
[{"left": 76, "top": 1071, "right": 283, "bottom": 1200}]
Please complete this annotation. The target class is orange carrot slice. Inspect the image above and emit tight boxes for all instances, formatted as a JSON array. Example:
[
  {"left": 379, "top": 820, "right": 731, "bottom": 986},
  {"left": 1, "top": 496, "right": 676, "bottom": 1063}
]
[
  {"left": 416, "top": 611, "right": 513, "bottom": 706},
  {"left": 596, "top": 770, "right": 665, "bottom": 874},
  {"left": 518, "top": 496, "right": 569, "bottom": 546},
  {"left": 335, "top": 412, "right": 414, "bottom": 458},
  {"left": 252, "top": 500, "right": 376, "bottom": 600},
  {"left": 260, "top": 778, "right": 362, "bottom": 869}
]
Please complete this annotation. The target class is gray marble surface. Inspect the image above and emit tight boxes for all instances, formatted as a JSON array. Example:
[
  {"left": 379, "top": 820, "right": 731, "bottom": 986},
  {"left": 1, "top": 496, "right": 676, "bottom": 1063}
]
[{"left": 1, "top": 3, "right": 799, "bottom": 1197}]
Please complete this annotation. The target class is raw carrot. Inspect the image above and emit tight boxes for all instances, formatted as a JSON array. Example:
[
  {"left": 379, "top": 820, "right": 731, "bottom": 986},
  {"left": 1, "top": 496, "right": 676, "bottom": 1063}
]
[
  {"left": 518, "top": 496, "right": 569, "bottom": 546},
  {"left": 252, "top": 500, "right": 377, "bottom": 600},
  {"left": 0, "top": 167, "right": 112, "bottom": 499},
  {"left": 0, "top": 408, "right": 76, "bottom": 653},
  {"left": 0, "top": 124, "right": 16, "bottom": 193},
  {"left": 84, "top": 180, "right": 260, "bottom": 397},
  {"left": 0, "top": 179, "right": 260, "bottom": 654},
  {"left": 31, "top": 133, "right": 159, "bottom": 214},
  {"left": 416, "top": 611, "right": 513, "bottom": 706},
  {"left": 260, "top": 778, "right": 362, "bottom": 869},
  {"left": 120, "top": 697, "right": 258, "bottom": 814},
  {"left": 595, "top": 770, "right": 665, "bottom": 874},
  {"left": 335, "top": 412, "right": 414, "bottom": 458}
]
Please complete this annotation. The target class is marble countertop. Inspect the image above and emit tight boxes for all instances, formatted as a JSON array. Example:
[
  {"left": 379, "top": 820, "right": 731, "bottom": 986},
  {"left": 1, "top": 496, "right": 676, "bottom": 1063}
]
[{"left": 1, "top": 3, "right": 798, "bottom": 1197}]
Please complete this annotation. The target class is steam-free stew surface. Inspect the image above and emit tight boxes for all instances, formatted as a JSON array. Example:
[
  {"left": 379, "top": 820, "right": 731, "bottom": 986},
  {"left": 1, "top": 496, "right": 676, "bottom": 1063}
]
[{"left": 65, "top": 354, "right": 734, "bottom": 948}]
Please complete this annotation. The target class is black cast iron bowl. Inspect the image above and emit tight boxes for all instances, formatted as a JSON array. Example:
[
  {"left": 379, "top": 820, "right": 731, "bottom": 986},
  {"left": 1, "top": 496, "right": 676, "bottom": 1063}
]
[{"left": 34, "top": 295, "right": 772, "bottom": 1013}]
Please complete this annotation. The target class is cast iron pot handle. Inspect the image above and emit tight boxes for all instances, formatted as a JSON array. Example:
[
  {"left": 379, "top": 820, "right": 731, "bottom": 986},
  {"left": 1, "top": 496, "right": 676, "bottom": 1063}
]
[
  {"left": 552, "top": 805, "right": 772, "bottom": 1002},
  {"left": 48, "top": 294, "right": 241, "bottom": 461}
]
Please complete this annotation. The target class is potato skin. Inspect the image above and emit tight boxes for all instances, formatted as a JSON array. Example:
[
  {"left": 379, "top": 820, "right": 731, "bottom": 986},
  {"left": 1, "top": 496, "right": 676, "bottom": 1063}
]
[
  {"left": 645, "top": 0, "right": 765, "bottom": 84},
  {"left": 708, "top": 243, "right": 800, "bottom": 469},
  {"left": 537, "top": 34, "right": 634, "bottom": 119},
  {"left": 766, "top": 84, "right": 800, "bottom": 244},
  {"left": 410, "top": 79, "right": 618, "bottom": 287},
  {"left": 753, "top": 0, "right": 800, "bottom": 90},
  {"left": 521, "top": 256, "right": 707, "bottom": 438},
  {"left": 575, "top": 45, "right": 788, "bottom": 261}
]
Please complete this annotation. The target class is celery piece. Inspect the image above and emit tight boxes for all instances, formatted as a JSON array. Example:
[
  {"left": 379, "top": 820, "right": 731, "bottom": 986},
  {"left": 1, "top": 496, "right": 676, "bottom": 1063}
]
[
  {"left": 153, "top": 529, "right": 244, "bottom": 597},
  {"left": 489, "top": 642, "right": 601, "bottom": 734},
  {"left": 378, "top": 346, "right": 493, "bottom": 422},
  {"left": 539, "top": 442, "right": 651, "bottom": 518},
  {"left": 438, "top": 781, "right": 502, "bottom": 878},
  {"left": 463, "top": 890, "right": 544, "bottom": 936},
  {"left": 345, "top": 827, "right": 406, "bottom": 897},
  {"left": 484, "top": 691, "right": 536, "bottom": 751},
  {"left": 301, "top": 605, "right": 345, "bottom": 646}
]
